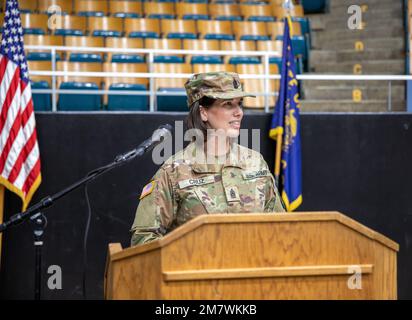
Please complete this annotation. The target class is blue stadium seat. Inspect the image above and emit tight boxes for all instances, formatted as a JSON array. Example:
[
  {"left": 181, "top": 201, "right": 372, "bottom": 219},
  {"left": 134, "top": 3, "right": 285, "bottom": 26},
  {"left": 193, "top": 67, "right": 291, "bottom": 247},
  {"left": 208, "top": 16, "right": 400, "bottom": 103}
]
[
  {"left": 31, "top": 81, "right": 52, "bottom": 111},
  {"left": 113, "top": 12, "right": 141, "bottom": 18},
  {"left": 24, "top": 28, "right": 46, "bottom": 35},
  {"left": 107, "top": 84, "right": 148, "bottom": 111},
  {"left": 248, "top": 16, "right": 276, "bottom": 22},
  {"left": 54, "top": 29, "right": 84, "bottom": 36},
  {"left": 53, "top": 15, "right": 87, "bottom": 36},
  {"left": 167, "top": 33, "right": 197, "bottom": 40},
  {"left": 58, "top": 82, "right": 101, "bottom": 111},
  {"left": 182, "top": 14, "right": 209, "bottom": 20},
  {"left": 302, "top": 0, "right": 327, "bottom": 13},
  {"left": 129, "top": 31, "right": 160, "bottom": 39},
  {"left": 191, "top": 56, "right": 223, "bottom": 64},
  {"left": 244, "top": 1, "right": 268, "bottom": 4},
  {"left": 157, "top": 88, "right": 187, "bottom": 112},
  {"left": 148, "top": 14, "right": 176, "bottom": 19},
  {"left": 185, "top": 0, "right": 208, "bottom": 3},
  {"left": 229, "top": 57, "right": 260, "bottom": 65},
  {"left": 69, "top": 53, "right": 103, "bottom": 63},
  {"left": 89, "top": 17, "right": 124, "bottom": 38},
  {"left": 77, "top": 12, "right": 105, "bottom": 17},
  {"left": 111, "top": 55, "right": 145, "bottom": 63},
  {"left": 291, "top": 17, "right": 311, "bottom": 47},
  {"left": 275, "top": 34, "right": 308, "bottom": 70},
  {"left": 92, "top": 30, "right": 122, "bottom": 37},
  {"left": 177, "top": 2, "right": 210, "bottom": 21},
  {"left": 162, "top": 20, "right": 198, "bottom": 40},
  {"left": 110, "top": 0, "right": 143, "bottom": 18},
  {"left": 215, "top": 16, "right": 242, "bottom": 21},
  {"left": 154, "top": 56, "right": 185, "bottom": 63},
  {"left": 234, "top": 21, "right": 270, "bottom": 41},
  {"left": 26, "top": 52, "right": 62, "bottom": 61},
  {"left": 240, "top": 35, "right": 270, "bottom": 41},
  {"left": 75, "top": 0, "right": 108, "bottom": 16},
  {"left": 242, "top": 3, "right": 276, "bottom": 22},
  {"left": 204, "top": 34, "right": 234, "bottom": 40}
]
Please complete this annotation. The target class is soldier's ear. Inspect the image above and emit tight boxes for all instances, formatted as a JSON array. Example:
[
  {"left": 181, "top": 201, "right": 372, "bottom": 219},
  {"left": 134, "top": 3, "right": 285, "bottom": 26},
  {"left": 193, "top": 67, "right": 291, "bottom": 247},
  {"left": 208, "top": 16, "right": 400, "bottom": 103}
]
[{"left": 199, "top": 105, "right": 208, "bottom": 122}]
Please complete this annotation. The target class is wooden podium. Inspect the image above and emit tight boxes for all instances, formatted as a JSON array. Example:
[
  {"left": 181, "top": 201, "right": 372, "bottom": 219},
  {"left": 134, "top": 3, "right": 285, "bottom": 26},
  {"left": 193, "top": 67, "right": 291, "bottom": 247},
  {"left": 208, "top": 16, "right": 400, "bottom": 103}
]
[{"left": 104, "top": 212, "right": 399, "bottom": 299}]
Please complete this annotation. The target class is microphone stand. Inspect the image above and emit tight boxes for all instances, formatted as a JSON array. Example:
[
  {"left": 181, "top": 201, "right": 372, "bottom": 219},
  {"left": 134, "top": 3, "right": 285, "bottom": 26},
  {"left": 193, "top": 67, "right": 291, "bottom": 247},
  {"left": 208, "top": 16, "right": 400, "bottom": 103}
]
[{"left": 0, "top": 139, "right": 157, "bottom": 300}]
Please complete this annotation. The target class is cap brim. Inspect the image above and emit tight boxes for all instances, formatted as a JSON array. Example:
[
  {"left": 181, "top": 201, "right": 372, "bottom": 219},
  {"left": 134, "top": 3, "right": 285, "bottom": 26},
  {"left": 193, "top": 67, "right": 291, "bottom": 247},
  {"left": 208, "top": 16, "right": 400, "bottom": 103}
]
[{"left": 204, "top": 91, "right": 256, "bottom": 100}]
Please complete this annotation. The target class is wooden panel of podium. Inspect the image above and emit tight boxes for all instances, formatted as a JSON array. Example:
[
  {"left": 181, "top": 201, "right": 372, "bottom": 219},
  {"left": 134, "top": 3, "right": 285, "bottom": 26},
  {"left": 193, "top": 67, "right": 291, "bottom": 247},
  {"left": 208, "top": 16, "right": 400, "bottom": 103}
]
[{"left": 104, "top": 212, "right": 399, "bottom": 299}]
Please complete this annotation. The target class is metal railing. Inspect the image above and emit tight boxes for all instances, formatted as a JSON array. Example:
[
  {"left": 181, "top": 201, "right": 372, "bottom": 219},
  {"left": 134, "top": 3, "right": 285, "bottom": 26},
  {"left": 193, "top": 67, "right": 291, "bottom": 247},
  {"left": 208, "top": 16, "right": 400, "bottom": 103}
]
[{"left": 26, "top": 45, "right": 409, "bottom": 112}]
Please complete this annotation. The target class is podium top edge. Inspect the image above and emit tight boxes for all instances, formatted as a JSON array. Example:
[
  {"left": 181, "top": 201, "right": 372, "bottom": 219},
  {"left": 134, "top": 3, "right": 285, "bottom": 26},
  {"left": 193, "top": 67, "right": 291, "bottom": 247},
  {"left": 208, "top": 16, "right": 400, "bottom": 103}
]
[{"left": 112, "top": 212, "right": 399, "bottom": 261}]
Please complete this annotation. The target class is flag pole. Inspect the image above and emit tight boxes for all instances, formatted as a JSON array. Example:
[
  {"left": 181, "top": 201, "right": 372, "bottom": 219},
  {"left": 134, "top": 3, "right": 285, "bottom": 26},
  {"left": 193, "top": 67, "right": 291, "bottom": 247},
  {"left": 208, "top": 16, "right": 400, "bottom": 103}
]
[{"left": 274, "top": 134, "right": 282, "bottom": 184}]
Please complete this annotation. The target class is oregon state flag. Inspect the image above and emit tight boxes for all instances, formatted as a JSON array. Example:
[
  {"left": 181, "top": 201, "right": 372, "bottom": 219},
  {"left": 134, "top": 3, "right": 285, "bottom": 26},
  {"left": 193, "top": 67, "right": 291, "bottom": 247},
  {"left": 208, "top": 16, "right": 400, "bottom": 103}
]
[{"left": 269, "top": 18, "right": 302, "bottom": 211}]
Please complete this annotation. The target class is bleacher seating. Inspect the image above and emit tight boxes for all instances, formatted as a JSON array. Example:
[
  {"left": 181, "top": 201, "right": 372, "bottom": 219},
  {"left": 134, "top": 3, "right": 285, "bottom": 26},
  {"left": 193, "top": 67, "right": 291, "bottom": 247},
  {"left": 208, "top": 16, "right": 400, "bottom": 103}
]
[
  {"left": 209, "top": 3, "right": 242, "bottom": 21},
  {"left": 65, "top": 36, "right": 104, "bottom": 62},
  {"left": 144, "top": 2, "right": 176, "bottom": 20},
  {"left": 109, "top": 0, "right": 143, "bottom": 18},
  {"left": 74, "top": 0, "right": 109, "bottom": 17},
  {"left": 24, "top": 35, "right": 64, "bottom": 61},
  {"left": 176, "top": 3, "right": 209, "bottom": 20},
  {"left": 105, "top": 37, "right": 144, "bottom": 63},
  {"left": 193, "top": 63, "right": 235, "bottom": 74},
  {"left": 57, "top": 61, "right": 103, "bottom": 110},
  {"left": 232, "top": 21, "right": 270, "bottom": 41},
  {"left": 53, "top": 15, "right": 88, "bottom": 36},
  {"left": 15, "top": 0, "right": 38, "bottom": 13},
  {"left": 28, "top": 60, "right": 53, "bottom": 111},
  {"left": 125, "top": 18, "right": 160, "bottom": 38},
  {"left": 161, "top": 19, "right": 197, "bottom": 39},
  {"left": 183, "top": 39, "right": 221, "bottom": 64},
  {"left": 240, "top": 3, "right": 275, "bottom": 22},
  {"left": 256, "top": 39, "right": 282, "bottom": 70},
  {"left": 16, "top": 0, "right": 312, "bottom": 111},
  {"left": 88, "top": 16, "right": 123, "bottom": 37},
  {"left": 221, "top": 40, "right": 260, "bottom": 64},
  {"left": 38, "top": 0, "right": 73, "bottom": 14},
  {"left": 236, "top": 63, "right": 279, "bottom": 108},
  {"left": 104, "top": 62, "right": 148, "bottom": 110},
  {"left": 21, "top": 13, "right": 48, "bottom": 34},
  {"left": 197, "top": 20, "right": 234, "bottom": 40},
  {"left": 154, "top": 63, "right": 192, "bottom": 111},
  {"left": 146, "top": 38, "right": 183, "bottom": 63}
]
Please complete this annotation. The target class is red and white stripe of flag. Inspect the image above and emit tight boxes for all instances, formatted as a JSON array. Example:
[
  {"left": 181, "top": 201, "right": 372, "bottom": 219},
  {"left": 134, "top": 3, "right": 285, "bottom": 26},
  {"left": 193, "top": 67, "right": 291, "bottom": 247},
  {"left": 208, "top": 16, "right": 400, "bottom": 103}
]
[{"left": 0, "top": 54, "right": 41, "bottom": 210}]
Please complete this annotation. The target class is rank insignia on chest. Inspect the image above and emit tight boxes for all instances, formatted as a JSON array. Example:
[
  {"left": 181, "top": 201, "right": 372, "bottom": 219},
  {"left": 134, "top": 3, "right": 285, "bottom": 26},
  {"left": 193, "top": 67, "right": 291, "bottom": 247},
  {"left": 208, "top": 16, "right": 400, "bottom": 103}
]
[
  {"left": 225, "top": 186, "right": 240, "bottom": 202},
  {"left": 140, "top": 181, "right": 156, "bottom": 199}
]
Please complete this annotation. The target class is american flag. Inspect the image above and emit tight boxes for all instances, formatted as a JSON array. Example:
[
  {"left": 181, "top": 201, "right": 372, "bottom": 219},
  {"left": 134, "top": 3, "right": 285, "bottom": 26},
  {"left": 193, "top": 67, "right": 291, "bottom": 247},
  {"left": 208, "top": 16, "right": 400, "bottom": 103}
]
[{"left": 0, "top": 0, "right": 41, "bottom": 210}]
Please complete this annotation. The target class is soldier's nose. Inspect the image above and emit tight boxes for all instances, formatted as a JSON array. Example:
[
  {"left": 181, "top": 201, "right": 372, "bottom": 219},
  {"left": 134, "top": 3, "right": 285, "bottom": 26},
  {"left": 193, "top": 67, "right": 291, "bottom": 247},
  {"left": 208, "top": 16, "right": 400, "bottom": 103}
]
[{"left": 233, "top": 105, "right": 243, "bottom": 118}]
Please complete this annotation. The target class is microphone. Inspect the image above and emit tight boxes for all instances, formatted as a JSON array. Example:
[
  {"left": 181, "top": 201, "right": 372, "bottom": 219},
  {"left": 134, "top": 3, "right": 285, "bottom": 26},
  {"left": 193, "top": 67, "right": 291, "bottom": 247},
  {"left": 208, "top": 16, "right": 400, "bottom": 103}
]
[{"left": 115, "top": 124, "right": 174, "bottom": 162}]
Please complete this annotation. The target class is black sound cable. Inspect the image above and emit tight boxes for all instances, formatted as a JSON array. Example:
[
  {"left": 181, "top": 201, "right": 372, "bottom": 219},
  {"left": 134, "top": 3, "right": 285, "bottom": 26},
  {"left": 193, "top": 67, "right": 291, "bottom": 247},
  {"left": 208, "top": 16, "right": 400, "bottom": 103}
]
[{"left": 82, "top": 182, "right": 92, "bottom": 300}]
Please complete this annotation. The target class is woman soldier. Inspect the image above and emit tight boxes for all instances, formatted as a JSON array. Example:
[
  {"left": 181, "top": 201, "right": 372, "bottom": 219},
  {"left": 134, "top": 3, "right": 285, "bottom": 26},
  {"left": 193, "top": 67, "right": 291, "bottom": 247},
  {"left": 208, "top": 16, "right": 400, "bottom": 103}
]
[{"left": 130, "top": 72, "right": 285, "bottom": 246}]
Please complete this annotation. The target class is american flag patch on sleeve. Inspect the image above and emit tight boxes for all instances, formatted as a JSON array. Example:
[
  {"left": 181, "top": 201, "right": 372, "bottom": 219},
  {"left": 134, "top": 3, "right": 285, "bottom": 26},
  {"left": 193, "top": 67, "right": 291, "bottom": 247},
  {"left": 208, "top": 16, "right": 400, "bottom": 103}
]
[{"left": 140, "top": 181, "right": 156, "bottom": 199}]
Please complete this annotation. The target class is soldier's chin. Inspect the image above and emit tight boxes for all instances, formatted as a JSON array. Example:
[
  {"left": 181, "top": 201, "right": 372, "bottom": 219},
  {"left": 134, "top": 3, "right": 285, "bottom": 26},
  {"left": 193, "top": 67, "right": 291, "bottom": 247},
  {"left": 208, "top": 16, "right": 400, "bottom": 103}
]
[{"left": 226, "top": 128, "right": 240, "bottom": 138}]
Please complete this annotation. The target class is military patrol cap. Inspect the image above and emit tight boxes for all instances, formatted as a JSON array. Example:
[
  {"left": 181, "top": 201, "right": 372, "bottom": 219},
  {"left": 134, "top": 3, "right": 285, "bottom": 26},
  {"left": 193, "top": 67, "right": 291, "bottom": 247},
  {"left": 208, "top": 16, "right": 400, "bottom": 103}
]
[{"left": 184, "top": 72, "right": 256, "bottom": 108}]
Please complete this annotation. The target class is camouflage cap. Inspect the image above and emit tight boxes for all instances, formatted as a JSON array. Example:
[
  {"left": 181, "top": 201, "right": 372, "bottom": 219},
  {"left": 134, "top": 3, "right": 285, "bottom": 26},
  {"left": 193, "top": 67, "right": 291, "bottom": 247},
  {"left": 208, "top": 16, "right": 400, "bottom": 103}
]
[{"left": 184, "top": 72, "right": 255, "bottom": 108}]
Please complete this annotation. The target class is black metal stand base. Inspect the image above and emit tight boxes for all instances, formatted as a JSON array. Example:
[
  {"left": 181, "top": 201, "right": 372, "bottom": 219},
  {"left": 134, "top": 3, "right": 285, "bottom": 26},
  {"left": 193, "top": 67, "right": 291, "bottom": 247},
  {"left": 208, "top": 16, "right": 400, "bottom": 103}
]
[{"left": 30, "top": 212, "right": 47, "bottom": 300}]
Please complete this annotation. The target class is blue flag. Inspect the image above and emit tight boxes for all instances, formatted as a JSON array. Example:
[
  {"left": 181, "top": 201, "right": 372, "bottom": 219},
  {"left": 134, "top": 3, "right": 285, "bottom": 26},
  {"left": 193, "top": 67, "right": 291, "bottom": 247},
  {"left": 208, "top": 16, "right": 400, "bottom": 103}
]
[{"left": 269, "top": 18, "right": 302, "bottom": 211}]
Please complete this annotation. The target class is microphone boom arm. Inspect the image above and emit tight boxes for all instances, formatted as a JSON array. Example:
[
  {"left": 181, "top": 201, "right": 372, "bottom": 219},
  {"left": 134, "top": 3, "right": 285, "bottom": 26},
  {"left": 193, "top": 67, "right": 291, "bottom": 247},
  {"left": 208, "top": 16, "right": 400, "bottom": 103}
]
[{"left": 0, "top": 125, "right": 172, "bottom": 233}]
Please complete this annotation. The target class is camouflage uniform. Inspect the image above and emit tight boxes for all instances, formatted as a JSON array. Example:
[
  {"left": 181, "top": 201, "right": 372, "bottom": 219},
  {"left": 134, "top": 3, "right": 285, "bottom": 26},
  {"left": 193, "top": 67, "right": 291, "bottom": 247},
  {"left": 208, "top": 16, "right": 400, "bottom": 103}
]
[{"left": 130, "top": 72, "right": 286, "bottom": 246}]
